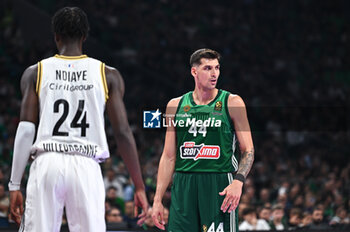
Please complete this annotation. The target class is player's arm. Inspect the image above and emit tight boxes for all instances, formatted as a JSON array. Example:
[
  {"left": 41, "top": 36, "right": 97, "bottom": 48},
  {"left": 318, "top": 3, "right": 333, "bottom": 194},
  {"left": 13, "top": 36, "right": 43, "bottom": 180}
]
[
  {"left": 220, "top": 95, "right": 254, "bottom": 213},
  {"left": 230, "top": 95, "right": 254, "bottom": 179},
  {"left": 152, "top": 97, "right": 180, "bottom": 230},
  {"left": 9, "top": 65, "right": 39, "bottom": 225},
  {"left": 105, "top": 65, "right": 148, "bottom": 222}
]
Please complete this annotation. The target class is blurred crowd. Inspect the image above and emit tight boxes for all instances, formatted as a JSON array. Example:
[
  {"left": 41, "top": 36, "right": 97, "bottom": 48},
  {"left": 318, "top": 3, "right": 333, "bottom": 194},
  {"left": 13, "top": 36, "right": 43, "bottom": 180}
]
[{"left": 0, "top": 0, "right": 349, "bottom": 230}]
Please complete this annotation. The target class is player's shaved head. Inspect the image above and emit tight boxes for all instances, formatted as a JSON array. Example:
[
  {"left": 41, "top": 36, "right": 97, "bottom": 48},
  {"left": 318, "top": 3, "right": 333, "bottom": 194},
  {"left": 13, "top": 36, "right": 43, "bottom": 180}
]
[{"left": 52, "top": 7, "right": 90, "bottom": 41}]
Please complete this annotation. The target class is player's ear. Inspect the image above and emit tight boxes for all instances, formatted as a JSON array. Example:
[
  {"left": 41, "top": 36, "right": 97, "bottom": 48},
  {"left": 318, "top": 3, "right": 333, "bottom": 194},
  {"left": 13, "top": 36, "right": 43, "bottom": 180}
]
[{"left": 191, "top": 66, "right": 197, "bottom": 77}]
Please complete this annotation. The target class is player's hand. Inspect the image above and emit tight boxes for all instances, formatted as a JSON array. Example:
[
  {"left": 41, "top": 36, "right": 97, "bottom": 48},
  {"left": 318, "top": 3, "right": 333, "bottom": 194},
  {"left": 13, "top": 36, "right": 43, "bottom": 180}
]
[
  {"left": 9, "top": 190, "right": 24, "bottom": 226},
  {"left": 219, "top": 180, "right": 243, "bottom": 213},
  {"left": 134, "top": 188, "right": 149, "bottom": 226},
  {"left": 151, "top": 201, "right": 166, "bottom": 230}
]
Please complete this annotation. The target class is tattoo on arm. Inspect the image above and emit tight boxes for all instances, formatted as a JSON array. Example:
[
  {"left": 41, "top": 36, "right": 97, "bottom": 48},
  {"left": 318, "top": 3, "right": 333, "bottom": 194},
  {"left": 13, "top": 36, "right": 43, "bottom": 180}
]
[{"left": 237, "top": 150, "right": 254, "bottom": 178}]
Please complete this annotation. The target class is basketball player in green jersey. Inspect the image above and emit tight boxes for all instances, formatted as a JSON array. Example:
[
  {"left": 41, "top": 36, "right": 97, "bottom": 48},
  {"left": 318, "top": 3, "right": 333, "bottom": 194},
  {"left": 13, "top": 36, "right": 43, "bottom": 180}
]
[{"left": 152, "top": 49, "right": 254, "bottom": 232}]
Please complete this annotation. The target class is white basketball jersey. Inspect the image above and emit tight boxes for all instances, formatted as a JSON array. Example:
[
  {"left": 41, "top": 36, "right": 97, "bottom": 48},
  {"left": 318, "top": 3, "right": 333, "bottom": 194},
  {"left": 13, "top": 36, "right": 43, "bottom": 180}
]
[{"left": 31, "top": 54, "right": 110, "bottom": 162}]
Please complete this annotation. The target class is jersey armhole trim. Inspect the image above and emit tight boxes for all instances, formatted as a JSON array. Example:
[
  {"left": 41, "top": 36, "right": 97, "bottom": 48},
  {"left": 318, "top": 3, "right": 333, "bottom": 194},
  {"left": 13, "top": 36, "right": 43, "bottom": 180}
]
[
  {"left": 174, "top": 95, "right": 185, "bottom": 120},
  {"left": 224, "top": 92, "right": 235, "bottom": 131},
  {"left": 36, "top": 61, "right": 43, "bottom": 96},
  {"left": 100, "top": 62, "right": 109, "bottom": 101}
]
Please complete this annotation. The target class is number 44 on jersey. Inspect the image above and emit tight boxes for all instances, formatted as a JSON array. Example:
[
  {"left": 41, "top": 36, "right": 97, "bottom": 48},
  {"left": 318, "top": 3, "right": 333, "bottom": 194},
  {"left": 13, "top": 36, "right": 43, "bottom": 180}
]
[{"left": 204, "top": 222, "right": 224, "bottom": 232}]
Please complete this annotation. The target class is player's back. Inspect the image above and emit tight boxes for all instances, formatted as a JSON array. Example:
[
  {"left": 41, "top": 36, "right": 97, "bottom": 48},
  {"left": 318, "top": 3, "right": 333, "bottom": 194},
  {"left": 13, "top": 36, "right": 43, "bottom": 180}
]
[{"left": 32, "top": 54, "right": 110, "bottom": 162}]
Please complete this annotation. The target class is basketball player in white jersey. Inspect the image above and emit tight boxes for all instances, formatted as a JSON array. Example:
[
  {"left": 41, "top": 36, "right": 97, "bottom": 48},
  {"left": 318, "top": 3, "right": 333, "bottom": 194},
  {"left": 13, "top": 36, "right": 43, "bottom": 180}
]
[{"left": 8, "top": 7, "right": 148, "bottom": 232}]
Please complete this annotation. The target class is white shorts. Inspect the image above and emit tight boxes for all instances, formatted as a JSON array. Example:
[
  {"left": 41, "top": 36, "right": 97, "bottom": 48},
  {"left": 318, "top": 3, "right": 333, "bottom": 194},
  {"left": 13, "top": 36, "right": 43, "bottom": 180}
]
[{"left": 20, "top": 152, "right": 106, "bottom": 232}]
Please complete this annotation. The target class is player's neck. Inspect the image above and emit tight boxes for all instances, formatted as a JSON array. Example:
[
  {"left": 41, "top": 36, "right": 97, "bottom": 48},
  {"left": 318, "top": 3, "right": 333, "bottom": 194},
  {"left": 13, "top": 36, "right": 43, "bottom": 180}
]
[
  {"left": 192, "top": 88, "right": 218, "bottom": 105},
  {"left": 57, "top": 43, "right": 83, "bottom": 56}
]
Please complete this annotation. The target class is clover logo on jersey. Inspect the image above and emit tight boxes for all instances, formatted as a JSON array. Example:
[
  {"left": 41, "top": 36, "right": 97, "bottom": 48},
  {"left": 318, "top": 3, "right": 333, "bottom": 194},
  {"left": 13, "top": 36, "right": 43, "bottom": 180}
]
[
  {"left": 143, "top": 109, "right": 162, "bottom": 128},
  {"left": 180, "top": 142, "right": 220, "bottom": 160}
]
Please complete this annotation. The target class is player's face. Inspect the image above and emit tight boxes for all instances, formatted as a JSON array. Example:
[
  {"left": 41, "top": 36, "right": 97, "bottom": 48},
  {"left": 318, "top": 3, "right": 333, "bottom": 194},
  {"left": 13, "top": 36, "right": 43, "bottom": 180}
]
[{"left": 192, "top": 58, "right": 220, "bottom": 90}]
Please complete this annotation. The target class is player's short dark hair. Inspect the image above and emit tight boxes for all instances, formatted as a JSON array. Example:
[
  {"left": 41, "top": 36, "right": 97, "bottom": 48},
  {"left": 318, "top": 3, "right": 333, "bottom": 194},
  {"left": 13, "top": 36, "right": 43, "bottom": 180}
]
[
  {"left": 52, "top": 7, "right": 89, "bottom": 41},
  {"left": 190, "top": 48, "right": 221, "bottom": 67}
]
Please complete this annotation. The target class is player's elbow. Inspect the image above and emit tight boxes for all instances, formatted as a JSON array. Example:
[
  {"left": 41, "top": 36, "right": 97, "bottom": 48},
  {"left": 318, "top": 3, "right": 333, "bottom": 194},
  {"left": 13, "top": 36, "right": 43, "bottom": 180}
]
[
  {"left": 161, "top": 151, "right": 176, "bottom": 164},
  {"left": 114, "top": 124, "right": 133, "bottom": 141},
  {"left": 241, "top": 147, "right": 255, "bottom": 157}
]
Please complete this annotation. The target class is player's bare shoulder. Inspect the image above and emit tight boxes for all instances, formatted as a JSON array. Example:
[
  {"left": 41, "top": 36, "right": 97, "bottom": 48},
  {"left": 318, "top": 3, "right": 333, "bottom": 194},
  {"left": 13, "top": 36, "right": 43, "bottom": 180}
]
[
  {"left": 168, "top": 97, "right": 182, "bottom": 108},
  {"left": 227, "top": 94, "right": 248, "bottom": 121},
  {"left": 20, "top": 64, "right": 38, "bottom": 91},
  {"left": 166, "top": 97, "right": 182, "bottom": 116},
  {"left": 104, "top": 65, "right": 125, "bottom": 96},
  {"left": 104, "top": 65, "right": 122, "bottom": 79},
  {"left": 227, "top": 94, "right": 246, "bottom": 108}
]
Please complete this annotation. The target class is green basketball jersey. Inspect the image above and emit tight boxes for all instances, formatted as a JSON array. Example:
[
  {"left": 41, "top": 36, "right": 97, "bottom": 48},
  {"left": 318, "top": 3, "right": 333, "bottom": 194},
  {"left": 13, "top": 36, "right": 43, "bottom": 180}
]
[{"left": 175, "top": 89, "right": 239, "bottom": 173}]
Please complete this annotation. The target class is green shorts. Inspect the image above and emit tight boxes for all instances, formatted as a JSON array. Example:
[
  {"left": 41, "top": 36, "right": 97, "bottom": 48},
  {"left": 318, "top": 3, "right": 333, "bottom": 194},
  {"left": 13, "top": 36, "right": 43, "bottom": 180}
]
[{"left": 168, "top": 172, "right": 238, "bottom": 232}]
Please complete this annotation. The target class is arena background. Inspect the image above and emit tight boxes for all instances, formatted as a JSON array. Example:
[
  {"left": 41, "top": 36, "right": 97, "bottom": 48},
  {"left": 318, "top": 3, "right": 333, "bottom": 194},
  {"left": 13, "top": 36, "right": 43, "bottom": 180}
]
[{"left": 0, "top": 0, "right": 349, "bottom": 231}]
